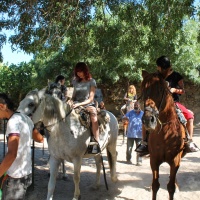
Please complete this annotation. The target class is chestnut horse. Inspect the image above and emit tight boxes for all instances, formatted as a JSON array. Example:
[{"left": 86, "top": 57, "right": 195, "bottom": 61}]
[
  {"left": 141, "top": 70, "right": 186, "bottom": 200},
  {"left": 121, "top": 100, "right": 135, "bottom": 143}
]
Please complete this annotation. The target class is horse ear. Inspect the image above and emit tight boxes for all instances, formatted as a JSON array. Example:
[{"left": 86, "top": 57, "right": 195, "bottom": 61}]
[
  {"left": 38, "top": 88, "right": 46, "bottom": 99},
  {"left": 142, "top": 70, "right": 149, "bottom": 79}
]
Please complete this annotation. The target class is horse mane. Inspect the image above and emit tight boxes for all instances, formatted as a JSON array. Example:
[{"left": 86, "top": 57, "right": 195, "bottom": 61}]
[
  {"left": 26, "top": 89, "right": 38, "bottom": 96},
  {"left": 26, "top": 88, "right": 46, "bottom": 100},
  {"left": 141, "top": 72, "right": 173, "bottom": 109},
  {"left": 43, "top": 94, "right": 67, "bottom": 121}
]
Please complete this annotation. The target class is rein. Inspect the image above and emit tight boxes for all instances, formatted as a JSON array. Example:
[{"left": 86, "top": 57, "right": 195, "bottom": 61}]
[
  {"left": 142, "top": 76, "right": 173, "bottom": 133},
  {"left": 43, "top": 108, "right": 73, "bottom": 131},
  {"left": 156, "top": 117, "right": 172, "bottom": 134},
  {"left": 155, "top": 88, "right": 173, "bottom": 133}
]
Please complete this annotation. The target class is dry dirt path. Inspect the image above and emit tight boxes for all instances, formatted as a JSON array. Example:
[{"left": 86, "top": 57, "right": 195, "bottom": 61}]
[{"left": 1, "top": 127, "right": 200, "bottom": 200}]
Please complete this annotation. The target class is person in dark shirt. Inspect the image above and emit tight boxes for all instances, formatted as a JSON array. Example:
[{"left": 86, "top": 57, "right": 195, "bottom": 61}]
[
  {"left": 136, "top": 56, "right": 199, "bottom": 154},
  {"left": 165, "top": 71, "right": 183, "bottom": 102},
  {"left": 47, "top": 75, "right": 68, "bottom": 102}
]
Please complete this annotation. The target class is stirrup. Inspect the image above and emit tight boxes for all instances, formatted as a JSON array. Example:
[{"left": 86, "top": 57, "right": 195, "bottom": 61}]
[
  {"left": 135, "top": 141, "right": 149, "bottom": 153},
  {"left": 88, "top": 141, "right": 98, "bottom": 146},
  {"left": 87, "top": 144, "right": 100, "bottom": 154}
]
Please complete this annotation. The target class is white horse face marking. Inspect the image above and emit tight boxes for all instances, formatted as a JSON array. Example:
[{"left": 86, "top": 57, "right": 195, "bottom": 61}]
[
  {"left": 17, "top": 95, "right": 38, "bottom": 116},
  {"left": 17, "top": 88, "right": 45, "bottom": 116}
]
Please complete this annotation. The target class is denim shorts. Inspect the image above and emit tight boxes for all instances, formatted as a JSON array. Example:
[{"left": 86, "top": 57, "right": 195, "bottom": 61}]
[{"left": 2, "top": 174, "right": 32, "bottom": 200}]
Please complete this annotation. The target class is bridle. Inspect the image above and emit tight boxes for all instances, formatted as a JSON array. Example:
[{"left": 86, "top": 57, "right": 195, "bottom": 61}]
[
  {"left": 41, "top": 107, "right": 73, "bottom": 132},
  {"left": 142, "top": 75, "right": 172, "bottom": 133}
]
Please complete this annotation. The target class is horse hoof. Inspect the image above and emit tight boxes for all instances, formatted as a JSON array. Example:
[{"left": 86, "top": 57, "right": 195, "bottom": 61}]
[
  {"left": 72, "top": 195, "right": 81, "bottom": 200},
  {"left": 91, "top": 184, "right": 100, "bottom": 190},
  {"left": 111, "top": 176, "right": 118, "bottom": 183},
  {"left": 144, "top": 186, "right": 151, "bottom": 192},
  {"left": 62, "top": 175, "right": 69, "bottom": 181},
  {"left": 175, "top": 186, "right": 180, "bottom": 193}
]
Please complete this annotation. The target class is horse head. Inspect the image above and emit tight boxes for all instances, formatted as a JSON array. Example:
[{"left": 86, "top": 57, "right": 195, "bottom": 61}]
[
  {"left": 17, "top": 88, "right": 46, "bottom": 116},
  {"left": 142, "top": 99, "right": 159, "bottom": 131},
  {"left": 46, "top": 82, "right": 62, "bottom": 99},
  {"left": 141, "top": 70, "right": 174, "bottom": 131}
]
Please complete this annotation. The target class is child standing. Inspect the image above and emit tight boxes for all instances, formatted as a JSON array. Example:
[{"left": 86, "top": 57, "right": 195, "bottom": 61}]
[{"left": 121, "top": 85, "right": 137, "bottom": 115}]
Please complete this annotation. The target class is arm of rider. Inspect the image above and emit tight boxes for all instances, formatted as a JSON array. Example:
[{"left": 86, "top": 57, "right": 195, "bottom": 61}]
[
  {"left": 64, "top": 90, "right": 68, "bottom": 101},
  {"left": 0, "top": 135, "right": 19, "bottom": 177},
  {"left": 123, "top": 93, "right": 130, "bottom": 101},
  {"left": 170, "top": 79, "right": 185, "bottom": 95},
  {"left": 73, "top": 86, "right": 96, "bottom": 108},
  {"left": 33, "top": 128, "right": 44, "bottom": 143}
]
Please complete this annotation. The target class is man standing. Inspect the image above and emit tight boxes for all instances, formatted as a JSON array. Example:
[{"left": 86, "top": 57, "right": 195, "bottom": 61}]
[{"left": 124, "top": 101, "right": 144, "bottom": 165}]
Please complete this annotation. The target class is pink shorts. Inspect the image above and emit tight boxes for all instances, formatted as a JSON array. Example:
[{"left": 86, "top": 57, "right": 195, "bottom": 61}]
[{"left": 175, "top": 102, "right": 194, "bottom": 120}]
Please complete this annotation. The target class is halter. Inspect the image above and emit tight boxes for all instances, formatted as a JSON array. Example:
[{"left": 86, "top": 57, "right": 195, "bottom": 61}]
[
  {"left": 142, "top": 74, "right": 173, "bottom": 133},
  {"left": 42, "top": 108, "right": 73, "bottom": 132}
]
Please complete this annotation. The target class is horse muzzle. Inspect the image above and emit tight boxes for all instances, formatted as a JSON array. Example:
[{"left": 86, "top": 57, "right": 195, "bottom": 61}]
[{"left": 142, "top": 113, "right": 157, "bottom": 131}]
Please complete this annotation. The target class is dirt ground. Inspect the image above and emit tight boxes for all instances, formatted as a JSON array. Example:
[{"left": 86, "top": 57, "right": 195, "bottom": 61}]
[{"left": 1, "top": 127, "right": 200, "bottom": 200}]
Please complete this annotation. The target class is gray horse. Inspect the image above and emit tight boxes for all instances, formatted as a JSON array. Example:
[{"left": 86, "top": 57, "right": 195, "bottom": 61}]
[{"left": 18, "top": 90, "right": 118, "bottom": 200}]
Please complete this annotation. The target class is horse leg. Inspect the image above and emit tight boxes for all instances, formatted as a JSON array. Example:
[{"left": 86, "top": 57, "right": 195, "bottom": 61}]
[
  {"left": 61, "top": 160, "right": 68, "bottom": 181},
  {"left": 167, "top": 164, "right": 179, "bottom": 200},
  {"left": 122, "top": 125, "right": 126, "bottom": 144},
  {"left": 122, "top": 122, "right": 128, "bottom": 144},
  {"left": 93, "top": 154, "right": 102, "bottom": 189},
  {"left": 106, "top": 143, "right": 118, "bottom": 182},
  {"left": 124, "top": 124, "right": 127, "bottom": 138},
  {"left": 72, "top": 157, "right": 82, "bottom": 200},
  {"left": 47, "top": 156, "right": 60, "bottom": 200},
  {"left": 150, "top": 160, "right": 160, "bottom": 200},
  {"left": 175, "top": 178, "right": 180, "bottom": 193}
]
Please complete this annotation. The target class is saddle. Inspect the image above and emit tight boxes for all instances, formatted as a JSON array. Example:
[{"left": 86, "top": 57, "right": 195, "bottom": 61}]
[
  {"left": 74, "top": 107, "right": 110, "bottom": 130},
  {"left": 74, "top": 107, "right": 110, "bottom": 154},
  {"left": 74, "top": 107, "right": 90, "bottom": 128}
]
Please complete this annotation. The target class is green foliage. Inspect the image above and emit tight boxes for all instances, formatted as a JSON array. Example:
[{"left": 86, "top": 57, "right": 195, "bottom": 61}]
[
  {"left": 173, "top": 18, "right": 200, "bottom": 83},
  {"left": 0, "top": 62, "right": 36, "bottom": 104},
  {"left": 0, "top": 0, "right": 200, "bottom": 98}
]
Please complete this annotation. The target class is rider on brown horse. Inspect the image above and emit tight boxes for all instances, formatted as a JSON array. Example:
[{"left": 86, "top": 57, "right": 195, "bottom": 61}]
[{"left": 136, "top": 56, "right": 199, "bottom": 155}]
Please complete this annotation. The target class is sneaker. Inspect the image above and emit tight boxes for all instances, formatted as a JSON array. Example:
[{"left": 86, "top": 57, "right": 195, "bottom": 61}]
[
  {"left": 136, "top": 162, "right": 142, "bottom": 166},
  {"left": 184, "top": 141, "right": 199, "bottom": 153},
  {"left": 126, "top": 160, "right": 132, "bottom": 164},
  {"left": 92, "top": 145, "right": 98, "bottom": 154},
  {"left": 189, "top": 142, "right": 199, "bottom": 152},
  {"left": 135, "top": 141, "right": 149, "bottom": 153}
]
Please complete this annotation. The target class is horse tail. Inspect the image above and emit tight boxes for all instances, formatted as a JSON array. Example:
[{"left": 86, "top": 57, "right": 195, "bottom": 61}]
[
  {"left": 106, "top": 148, "right": 113, "bottom": 169},
  {"left": 105, "top": 111, "right": 118, "bottom": 182},
  {"left": 106, "top": 144, "right": 118, "bottom": 182}
]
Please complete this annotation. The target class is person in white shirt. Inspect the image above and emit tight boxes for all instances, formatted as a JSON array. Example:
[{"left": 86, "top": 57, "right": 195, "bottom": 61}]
[{"left": 0, "top": 93, "right": 44, "bottom": 200}]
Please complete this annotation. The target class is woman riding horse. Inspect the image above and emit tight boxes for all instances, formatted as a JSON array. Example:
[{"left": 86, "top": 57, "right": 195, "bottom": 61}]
[{"left": 72, "top": 62, "right": 100, "bottom": 154}]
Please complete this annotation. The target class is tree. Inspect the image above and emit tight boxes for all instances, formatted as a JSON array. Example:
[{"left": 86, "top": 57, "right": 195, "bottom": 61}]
[
  {"left": 1, "top": 0, "right": 200, "bottom": 88},
  {"left": 0, "top": 62, "right": 35, "bottom": 103}
]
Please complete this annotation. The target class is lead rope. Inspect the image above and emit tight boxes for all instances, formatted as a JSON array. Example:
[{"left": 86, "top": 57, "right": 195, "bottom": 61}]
[
  {"left": 92, "top": 137, "right": 109, "bottom": 190},
  {"left": 100, "top": 152, "right": 108, "bottom": 190}
]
